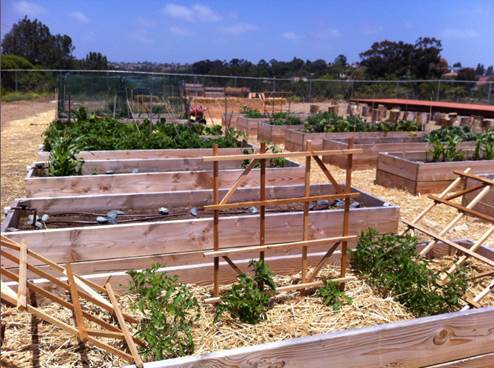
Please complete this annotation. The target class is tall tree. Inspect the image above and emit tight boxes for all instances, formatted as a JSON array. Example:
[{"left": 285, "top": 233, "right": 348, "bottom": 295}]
[
  {"left": 80, "top": 52, "right": 109, "bottom": 70},
  {"left": 475, "top": 63, "right": 485, "bottom": 76},
  {"left": 1, "top": 17, "right": 74, "bottom": 68},
  {"left": 456, "top": 68, "right": 476, "bottom": 81},
  {"left": 359, "top": 37, "right": 442, "bottom": 79}
]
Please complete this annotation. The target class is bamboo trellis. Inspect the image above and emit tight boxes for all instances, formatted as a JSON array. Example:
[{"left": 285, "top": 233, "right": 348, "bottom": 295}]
[
  {"left": 0, "top": 235, "right": 144, "bottom": 367},
  {"left": 202, "top": 140, "right": 363, "bottom": 303},
  {"left": 400, "top": 169, "right": 494, "bottom": 309}
]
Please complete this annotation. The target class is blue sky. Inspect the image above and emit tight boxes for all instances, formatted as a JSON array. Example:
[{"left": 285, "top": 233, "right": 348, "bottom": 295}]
[{"left": 1, "top": 0, "right": 493, "bottom": 66}]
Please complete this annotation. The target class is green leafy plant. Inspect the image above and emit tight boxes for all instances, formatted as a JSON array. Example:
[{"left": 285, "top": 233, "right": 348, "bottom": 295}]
[
  {"left": 240, "top": 106, "right": 266, "bottom": 118},
  {"left": 426, "top": 135, "right": 443, "bottom": 162},
  {"left": 474, "top": 131, "right": 494, "bottom": 160},
  {"left": 214, "top": 260, "right": 276, "bottom": 324},
  {"left": 241, "top": 144, "right": 287, "bottom": 168},
  {"left": 352, "top": 228, "right": 468, "bottom": 317},
  {"left": 426, "top": 126, "right": 477, "bottom": 142},
  {"left": 316, "top": 280, "right": 352, "bottom": 311},
  {"left": 47, "top": 137, "right": 84, "bottom": 176},
  {"left": 442, "top": 134, "right": 464, "bottom": 162},
  {"left": 128, "top": 264, "right": 200, "bottom": 360}
]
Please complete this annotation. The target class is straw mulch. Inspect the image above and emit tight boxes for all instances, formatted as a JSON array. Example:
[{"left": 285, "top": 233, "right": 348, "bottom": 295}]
[{"left": 0, "top": 266, "right": 413, "bottom": 367}]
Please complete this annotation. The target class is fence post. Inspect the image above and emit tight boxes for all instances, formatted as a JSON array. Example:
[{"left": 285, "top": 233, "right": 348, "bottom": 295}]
[
  {"left": 14, "top": 71, "right": 18, "bottom": 92},
  {"left": 273, "top": 77, "right": 276, "bottom": 92},
  {"left": 436, "top": 80, "right": 441, "bottom": 101},
  {"left": 487, "top": 82, "right": 492, "bottom": 104}
]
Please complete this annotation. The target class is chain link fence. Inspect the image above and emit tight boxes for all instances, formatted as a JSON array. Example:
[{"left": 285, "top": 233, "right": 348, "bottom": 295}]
[{"left": 1, "top": 69, "right": 492, "bottom": 119}]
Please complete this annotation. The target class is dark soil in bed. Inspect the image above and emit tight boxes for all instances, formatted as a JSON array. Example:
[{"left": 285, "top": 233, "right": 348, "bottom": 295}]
[{"left": 13, "top": 199, "right": 363, "bottom": 230}]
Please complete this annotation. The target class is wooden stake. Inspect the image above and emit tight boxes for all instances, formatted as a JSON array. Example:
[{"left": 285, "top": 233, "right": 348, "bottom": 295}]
[
  {"left": 17, "top": 243, "right": 27, "bottom": 309},
  {"left": 66, "top": 263, "right": 88, "bottom": 343},
  {"left": 340, "top": 138, "right": 353, "bottom": 289},
  {"left": 212, "top": 144, "right": 220, "bottom": 296},
  {"left": 105, "top": 283, "right": 143, "bottom": 368},
  {"left": 260, "top": 142, "right": 266, "bottom": 261},
  {"left": 302, "top": 140, "right": 312, "bottom": 282}
]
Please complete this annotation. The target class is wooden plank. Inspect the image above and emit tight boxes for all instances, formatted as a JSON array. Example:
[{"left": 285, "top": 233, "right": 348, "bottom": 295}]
[
  {"left": 222, "top": 256, "right": 243, "bottom": 276},
  {"left": 17, "top": 243, "right": 27, "bottom": 309},
  {"left": 204, "top": 192, "right": 359, "bottom": 211},
  {"left": 141, "top": 307, "right": 494, "bottom": 368},
  {"left": 305, "top": 241, "right": 341, "bottom": 283},
  {"left": 66, "top": 263, "right": 88, "bottom": 343},
  {"left": 25, "top": 166, "right": 304, "bottom": 198},
  {"left": 203, "top": 148, "right": 363, "bottom": 162},
  {"left": 454, "top": 171, "right": 494, "bottom": 186},
  {"left": 106, "top": 283, "right": 143, "bottom": 368},
  {"left": 462, "top": 174, "right": 494, "bottom": 218},
  {"left": 0, "top": 279, "right": 17, "bottom": 305},
  {"left": 312, "top": 155, "right": 343, "bottom": 193},
  {"left": 218, "top": 159, "right": 259, "bottom": 205},
  {"left": 204, "top": 236, "right": 356, "bottom": 257}
]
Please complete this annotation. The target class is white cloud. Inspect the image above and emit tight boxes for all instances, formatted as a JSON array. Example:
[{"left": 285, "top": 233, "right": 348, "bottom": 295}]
[
  {"left": 162, "top": 3, "right": 222, "bottom": 22},
  {"left": 222, "top": 23, "right": 258, "bottom": 35},
  {"left": 69, "top": 11, "right": 89, "bottom": 23},
  {"left": 12, "top": 1, "right": 45, "bottom": 16},
  {"left": 170, "top": 26, "right": 193, "bottom": 36},
  {"left": 282, "top": 31, "right": 298, "bottom": 40},
  {"left": 136, "top": 16, "right": 157, "bottom": 28},
  {"left": 440, "top": 28, "right": 479, "bottom": 39},
  {"left": 315, "top": 28, "right": 341, "bottom": 39}
]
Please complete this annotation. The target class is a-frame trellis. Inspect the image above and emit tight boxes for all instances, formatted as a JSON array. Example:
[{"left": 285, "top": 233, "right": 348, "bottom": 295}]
[
  {"left": 400, "top": 169, "right": 494, "bottom": 309},
  {"left": 202, "top": 140, "right": 363, "bottom": 302},
  {"left": 0, "top": 235, "right": 144, "bottom": 367}
]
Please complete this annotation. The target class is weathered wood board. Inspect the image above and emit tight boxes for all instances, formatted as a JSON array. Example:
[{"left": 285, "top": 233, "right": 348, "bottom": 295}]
[
  {"left": 258, "top": 123, "right": 304, "bottom": 145},
  {"left": 462, "top": 173, "right": 494, "bottom": 217},
  {"left": 236, "top": 115, "right": 269, "bottom": 138},
  {"left": 285, "top": 129, "right": 426, "bottom": 151},
  {"left": 376, "top": 151, "right": 494, "bottom": 195},
  {"left": 323, "top": 138, "right": 476, "bottom": 170},
  {"left": 134, "top": 307, "right": 494, "bottom": 368},
  {"left": 24, "top": 162, "right": 303, "bottom": 197}
]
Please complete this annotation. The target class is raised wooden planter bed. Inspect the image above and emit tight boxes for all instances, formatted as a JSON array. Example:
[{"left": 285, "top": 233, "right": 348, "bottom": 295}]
[
  {"left": 322, "top": 138, "right": 476, "bottom": 170},
  {"left": 258, "top": 122, "right": 304, "bottom": 145},
  {"left": 285, "top": 129, "right": 426, "bottom": 151},
  {"left": 462, "top": 173, "right": 494, "bottom": 217},
  {"left": 1, "top": 183, "right": 399, "bottom": 275},
  {"left": 376, "top": 151, "right": 494, "bottom": 194},
  {"left": 37, "top": 147, "right": 247, "bottom": 161},
  {"left": 236, "top": 115, "right": 269, "bottom": 138},
  {"left": 25, "top": 159, "right": 302, "bottom": 197}
]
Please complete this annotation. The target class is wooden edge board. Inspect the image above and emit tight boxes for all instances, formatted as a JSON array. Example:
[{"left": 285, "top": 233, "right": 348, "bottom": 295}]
[
  {"left": 444, "top": 183, "right": 486, "bottom": 201},
  {"left": 203, "top": 236, "right": 357, "bottom": 258},
  {"left": 205, "top": 192, "right": 359, "bottom": 210},
  {"left": 17, "top": 243, "right": 27, "bottom": 309},
  {"left": 218, "top": 158, "right": 258, "bottom": 206},
  {"left": 203, "top": 148, "right": 364, "bottom": 162},
  {"left": 66, "top": 264, "right": 89, "bottom": 343}
]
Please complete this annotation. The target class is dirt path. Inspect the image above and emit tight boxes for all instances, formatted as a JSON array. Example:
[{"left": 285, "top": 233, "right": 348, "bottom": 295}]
[{"left": 1, "top": 99, "right": 56, "bottom": 211}]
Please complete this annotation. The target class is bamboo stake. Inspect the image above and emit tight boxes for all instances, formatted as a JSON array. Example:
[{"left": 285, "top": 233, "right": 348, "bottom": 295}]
[
  {"left": 106, "top": 283, "right": 143, "bottom": 368},
  {"left": 66, "top": 264, "right": 88, "bottom": 343},
  {"left": 302, "top": 140, "right": 312, "bottom": 282},
  {"left": 260, "top": 142, "right": 266, "bottom": 261},
  {"left": 420, "top": 185, "right": 491, "bottom": 256},
  {"left": 340, "top": 138, "right": 353, "bottom": 289},
  {"left": 17, "top": 243, "right": 27, "bottom": 309},
  {"left": 213, "top": 144, "right": 220, "bottom": 296}
]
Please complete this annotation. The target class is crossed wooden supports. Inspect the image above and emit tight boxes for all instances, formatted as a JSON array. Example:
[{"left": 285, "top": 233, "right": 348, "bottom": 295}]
[
  {"left": 202, "top": 140, "right": 363, "bottom": 303},
  {"left": 0, "top": 235, "right": 144, "bottom": 367},
  {"left": 400, "top": 169, "right": 494, "bottom": 309}
]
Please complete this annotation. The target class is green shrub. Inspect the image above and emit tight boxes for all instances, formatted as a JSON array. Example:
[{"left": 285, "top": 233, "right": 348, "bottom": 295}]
[
  {"left": 268, "top": 114, "right": 302, "bottom": 126},
  {"left": 426, "top": 126, "right": 477, "bottom": 142},
  {"left": 352, "top": 228, "right": 468, "bottom": 317},
  {"left": 43, "top": 114, "right": 247, "bottom": 151},
  {"left": 215, "top": 260, "right": 276, "bottom": 324},
  {"left": 316, "top": 280, "right": 352, "bottom": 311},
  {"left": 240, "top": 106, "right": 266, "bottom": 118},
  {"left": 128, "top": 264, "right": 200, "bottom": 360}
]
